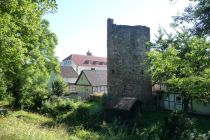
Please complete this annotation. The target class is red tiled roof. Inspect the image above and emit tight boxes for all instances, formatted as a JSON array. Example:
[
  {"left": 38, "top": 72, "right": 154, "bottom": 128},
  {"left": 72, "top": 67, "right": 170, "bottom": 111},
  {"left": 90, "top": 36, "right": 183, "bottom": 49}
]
[{"left": 63, "top": 54, "right": 107, "bottom": 67}]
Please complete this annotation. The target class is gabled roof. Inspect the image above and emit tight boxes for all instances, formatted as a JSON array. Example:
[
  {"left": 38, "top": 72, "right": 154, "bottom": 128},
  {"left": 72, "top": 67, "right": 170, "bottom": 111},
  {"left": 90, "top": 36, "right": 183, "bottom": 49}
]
[
  {"left": 60, "top": 66, "right": 78, "bottom": 78},
  {"left": 76, "top": 70, "right": 107, "bottom": 86},
  {"left": 63, "top": 54, "right": 107, "bottom": 67}
]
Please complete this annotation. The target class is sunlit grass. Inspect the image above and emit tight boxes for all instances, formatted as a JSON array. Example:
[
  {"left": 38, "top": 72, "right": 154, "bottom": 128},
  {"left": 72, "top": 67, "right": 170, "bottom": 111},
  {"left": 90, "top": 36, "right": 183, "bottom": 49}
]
[
  {"left": 0, "top": 111, "right": 70, "bottom": 140},
  {"left": 0, "top": 110, "right": 100, "bottom": 140}
]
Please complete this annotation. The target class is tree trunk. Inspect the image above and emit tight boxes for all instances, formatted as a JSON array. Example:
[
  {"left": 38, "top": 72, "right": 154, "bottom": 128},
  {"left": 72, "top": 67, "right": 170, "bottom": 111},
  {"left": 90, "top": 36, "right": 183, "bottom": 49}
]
[{"left": 12, "top": 78, "right": 23, "bottom": 109}]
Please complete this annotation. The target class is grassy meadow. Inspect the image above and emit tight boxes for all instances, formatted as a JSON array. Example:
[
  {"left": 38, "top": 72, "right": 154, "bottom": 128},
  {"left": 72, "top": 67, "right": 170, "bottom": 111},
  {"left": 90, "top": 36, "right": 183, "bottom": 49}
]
[{"left": 0, "top": 99, "right": 210, "bottom": 140}]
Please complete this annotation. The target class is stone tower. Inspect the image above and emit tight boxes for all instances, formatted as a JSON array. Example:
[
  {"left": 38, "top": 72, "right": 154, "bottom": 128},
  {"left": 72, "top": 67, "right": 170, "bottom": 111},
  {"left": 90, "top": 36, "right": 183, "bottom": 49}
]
[{"left": 107, "top": 18, "right": 152, "bottom": 104}]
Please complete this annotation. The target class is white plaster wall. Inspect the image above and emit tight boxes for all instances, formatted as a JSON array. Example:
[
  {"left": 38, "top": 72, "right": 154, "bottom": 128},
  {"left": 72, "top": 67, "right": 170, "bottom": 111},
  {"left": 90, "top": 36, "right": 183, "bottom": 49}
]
[
  {"left": 63, "top": 77, "right": 77, "bottom": 84},
  {"left": 77, "top": 66, "right": 107, "bottom": 74},
  {"left": 192, "top": 100, "right": 210, "bottom": 115}
]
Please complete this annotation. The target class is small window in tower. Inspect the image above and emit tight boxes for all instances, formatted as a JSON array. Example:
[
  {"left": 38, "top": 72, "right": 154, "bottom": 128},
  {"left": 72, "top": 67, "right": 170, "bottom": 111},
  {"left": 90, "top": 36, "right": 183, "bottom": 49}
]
[
  {"left": 141, "top": 70, "right": 144, "bottom": 75},
  {"left": 111, "top": 69, "right": 115, "bottom": 74}
]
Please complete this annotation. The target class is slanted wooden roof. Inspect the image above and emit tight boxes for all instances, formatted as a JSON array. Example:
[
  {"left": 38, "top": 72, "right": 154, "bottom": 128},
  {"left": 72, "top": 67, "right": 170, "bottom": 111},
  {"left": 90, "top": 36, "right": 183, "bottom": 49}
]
[
  {"left": 75, "top": 70, "right": 107, "bottom": 86},
  {"left": 113, "top": 97, "right": 137, "bottom": 111},
  {"left": 106, "top": 97, "right": 138, "bottom": 111}
]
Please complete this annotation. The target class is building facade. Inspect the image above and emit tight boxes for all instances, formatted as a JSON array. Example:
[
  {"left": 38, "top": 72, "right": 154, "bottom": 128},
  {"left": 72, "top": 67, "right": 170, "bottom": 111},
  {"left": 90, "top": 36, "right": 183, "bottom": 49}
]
[
  {"left": 153, "top": 84, "right": 210, "bottom": 115},
  {"left": 75, "top": 70, "right": 107, "bottom": 94}
]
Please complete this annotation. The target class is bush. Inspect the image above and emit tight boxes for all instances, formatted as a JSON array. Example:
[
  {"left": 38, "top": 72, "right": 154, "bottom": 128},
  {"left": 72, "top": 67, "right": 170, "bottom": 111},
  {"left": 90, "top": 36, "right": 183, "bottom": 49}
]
[
  {"left": 20, "top": 87, "right": 49, "bottom": 111},
  {"left": 161, "top": 111, "right": 194, "bottom": 140},
  {"left": 136, "top": 111, "right": 210, "bottom": 140},
  {"left": 41, "top": 98, "right": 77, "bottom": 118},
  {"left": 52, "top": 78, "right": 67, "bottom": 97},
  {"left": 61, "top": 102, "right": 104, "bottom": 130}
]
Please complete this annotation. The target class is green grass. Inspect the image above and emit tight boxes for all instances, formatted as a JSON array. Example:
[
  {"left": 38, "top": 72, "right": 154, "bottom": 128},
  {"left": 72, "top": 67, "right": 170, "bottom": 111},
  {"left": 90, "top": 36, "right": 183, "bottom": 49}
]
[
  {"left": 0, "top": 111, "right": 69, "bottom": 140},
  {"left": 135, "top": 111, "right": 170, "bottom": 129},
  {"left": 0, "top": 110, "right": 101, "bottom": 140}
]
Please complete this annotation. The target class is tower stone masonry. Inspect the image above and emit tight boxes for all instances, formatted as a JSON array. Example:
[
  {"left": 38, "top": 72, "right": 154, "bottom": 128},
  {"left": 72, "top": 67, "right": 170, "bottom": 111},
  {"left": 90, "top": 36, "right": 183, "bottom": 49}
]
[{"left": 107, "top": 18, "right": 152, "bottom": 104}]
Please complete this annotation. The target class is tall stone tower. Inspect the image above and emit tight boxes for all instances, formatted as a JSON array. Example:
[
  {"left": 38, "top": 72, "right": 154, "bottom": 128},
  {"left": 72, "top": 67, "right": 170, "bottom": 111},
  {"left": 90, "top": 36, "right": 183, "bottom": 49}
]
[{"left": 107, "top": 18, "right": 152, "bottom": 104}]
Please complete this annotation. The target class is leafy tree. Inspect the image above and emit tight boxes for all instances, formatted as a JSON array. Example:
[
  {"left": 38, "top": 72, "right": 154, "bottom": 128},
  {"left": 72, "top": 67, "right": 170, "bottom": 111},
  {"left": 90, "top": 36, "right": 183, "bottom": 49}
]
[
  {"left": 172, "top": 0, "right": 210, "bottom": 36},
  {"left": 148, "top": 0, "right": 210, "bottom": 112},
  {"left": 0, "top": 0, "right": 59, "bottom": 109},
  {"left": 52, "top": 77, "right": 67, "bottom": 97},
  {"left": 148, "top": 29, "right": 210, "bottom": 111}
]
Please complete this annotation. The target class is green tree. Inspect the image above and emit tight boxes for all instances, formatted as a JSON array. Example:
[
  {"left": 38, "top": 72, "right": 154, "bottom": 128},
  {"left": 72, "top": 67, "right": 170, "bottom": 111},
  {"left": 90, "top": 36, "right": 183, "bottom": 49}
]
[
  {"left": 52, "top": 77, "right": 67, "bottom": 97},
  {"left": 0, "top": 0, "right": 59, "bottom": 109},
  {"left": 172, "top": 0, "right": 210, "bottom": 36},
  {"left": 148, "top": 30, "right": 210, "bottom": 111}
]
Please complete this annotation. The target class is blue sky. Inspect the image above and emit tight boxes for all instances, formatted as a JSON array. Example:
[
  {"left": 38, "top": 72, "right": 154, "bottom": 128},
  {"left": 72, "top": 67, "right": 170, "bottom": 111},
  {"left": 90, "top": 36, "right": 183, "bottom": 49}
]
[{"left": 44, "top": 0, "right": 190, "bottom": 61}]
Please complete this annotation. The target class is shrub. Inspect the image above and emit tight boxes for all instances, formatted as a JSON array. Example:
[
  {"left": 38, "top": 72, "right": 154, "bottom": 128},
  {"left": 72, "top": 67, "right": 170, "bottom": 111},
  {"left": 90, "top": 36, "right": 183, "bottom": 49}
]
[
  {"left": 136, "top": 111, "right": 210, "bottom": 140},
  {"left": 61, "top": 102, "right": 104, "bottom": 130},
  {"left": 22, "top": 88, "right": 49, "bottom": 111},
  {"left": 161, "top": 111, "right": 194, "bottom": 140},
  {"left": 52, "top": 78, "right": 67, "bottom": 97},
  {"left": 41, "top": 98, "right": 77, "bottom": 118}
]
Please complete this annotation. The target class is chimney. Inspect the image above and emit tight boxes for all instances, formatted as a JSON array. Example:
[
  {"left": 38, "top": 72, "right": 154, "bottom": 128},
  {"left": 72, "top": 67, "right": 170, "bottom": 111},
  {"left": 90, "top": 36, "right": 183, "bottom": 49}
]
[{"left": 87, "top": 50, "right": 92, "bottom": 56}]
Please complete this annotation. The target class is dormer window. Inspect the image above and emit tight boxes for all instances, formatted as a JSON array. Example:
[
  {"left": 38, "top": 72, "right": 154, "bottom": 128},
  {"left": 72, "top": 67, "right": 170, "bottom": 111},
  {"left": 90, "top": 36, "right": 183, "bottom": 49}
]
[
  {"left": 93, "top": 61, "right": 99, "bottom": 65},
  {"left": 84, "top": 60, "right": 91, "bottom": 64},
  {"left": 67, "top": 60, "right": 71, "bottom": 64},
  {"left": 63, "top": 60, "right": 71, "bottom": 65}
]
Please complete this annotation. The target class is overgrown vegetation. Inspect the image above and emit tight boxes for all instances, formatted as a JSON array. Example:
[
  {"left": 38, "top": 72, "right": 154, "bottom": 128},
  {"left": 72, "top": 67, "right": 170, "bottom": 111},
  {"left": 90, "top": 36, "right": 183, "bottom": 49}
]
[
  {"left": 1, "top": 100, "right": 210, "bottom": 140},
  {"left": 0, "top": 0, "right": 59, "bottom": 110}
]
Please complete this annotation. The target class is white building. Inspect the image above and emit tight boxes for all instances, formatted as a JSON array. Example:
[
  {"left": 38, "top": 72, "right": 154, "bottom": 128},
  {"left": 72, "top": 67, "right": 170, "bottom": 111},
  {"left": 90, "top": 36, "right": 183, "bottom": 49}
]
[{"left": 61, "top": 51, "right": 107, "bottom": 74}]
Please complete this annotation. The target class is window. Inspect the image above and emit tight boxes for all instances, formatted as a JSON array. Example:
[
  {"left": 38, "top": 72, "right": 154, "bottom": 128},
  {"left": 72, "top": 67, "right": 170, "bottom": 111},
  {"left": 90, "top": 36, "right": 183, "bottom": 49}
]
[
  {"left": 158, "top": 95, "right": 163, "bottom": 101},
  {"left": 91, "top": 68, "right": 95, "bottom": 70},
  {"left": 164, "top": 94, "right": 169, "bottom": 100},
  {"left": 111, "top": 69, "right": 115, "bottom": 74},
  {"left": 68, "top": 60, "right": 71, "bottom": 64},
  {"left": 176, "top": 96, "right": 181, "bottom": 103},
  {"left": 70, "top": 85, "right": 76, "bottom": 92},
  {"left": 141, "top": 70, "right": 144, "bottom": 75},
  {"left": 93, "top": 61, "right": 99, "bottom": 65},
  {"left": 84, "top": 60, "right": 91, "bottom": 64}
]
